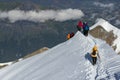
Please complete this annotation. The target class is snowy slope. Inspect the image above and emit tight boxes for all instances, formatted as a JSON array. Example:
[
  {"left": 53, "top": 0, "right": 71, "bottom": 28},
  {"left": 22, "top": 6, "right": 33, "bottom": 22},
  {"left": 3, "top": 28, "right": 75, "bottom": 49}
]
[
  {"left": 0, "top": 32, "right": 120, "bottom": 80},
  {"left": 91, "top": 18, "right": 120, "bottom": 53},
  {"left": 0, "top": 62, "right": 13, "bottom": 66}
]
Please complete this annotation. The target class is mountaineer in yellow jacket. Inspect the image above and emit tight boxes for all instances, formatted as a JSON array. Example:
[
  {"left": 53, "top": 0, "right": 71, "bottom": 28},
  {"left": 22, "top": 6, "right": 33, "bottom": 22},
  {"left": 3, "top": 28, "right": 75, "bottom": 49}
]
[{"left": 91, "top": 45, "right": 100, "bottom": 65}]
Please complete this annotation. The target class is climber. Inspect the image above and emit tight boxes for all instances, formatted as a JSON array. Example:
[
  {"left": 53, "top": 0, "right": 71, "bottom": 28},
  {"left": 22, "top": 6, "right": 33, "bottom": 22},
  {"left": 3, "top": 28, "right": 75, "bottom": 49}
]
[
  {"left": 83, "top": 22, "right": 89, "bottom": 36},
  {"left": 77, "top": 21, "right": 83, "bottom": 32},
  {"left": 67, "top": 33, "right": 71, "bottom": 40},
  {"left": 91, "top": 45, "right": 100, "bottom": 65},
  {"left": 67, "top": 32, "right": 75, "bottom": 40}
]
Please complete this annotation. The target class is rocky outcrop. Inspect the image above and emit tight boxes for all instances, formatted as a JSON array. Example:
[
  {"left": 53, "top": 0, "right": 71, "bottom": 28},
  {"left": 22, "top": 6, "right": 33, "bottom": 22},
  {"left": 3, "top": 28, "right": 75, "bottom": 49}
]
[
  {"left": 0, "top": 62, "right": 14, "bottom": 69},
  {"left": 89, "top": 25, "right": 118, "bottom": 53},
  {"left": 0, "top": 47, "right": 49, "bottom": 69},
  {"left": 23, "top": 47, "right": 49, "bottom": 59}
]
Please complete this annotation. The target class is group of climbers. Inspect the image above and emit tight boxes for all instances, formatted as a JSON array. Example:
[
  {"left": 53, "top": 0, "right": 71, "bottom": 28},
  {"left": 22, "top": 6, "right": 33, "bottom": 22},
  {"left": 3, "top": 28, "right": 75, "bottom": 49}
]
[
  {"left": 77, "top": 21, "right": 89, "bottom": 36},
  {"left": 77, "top": 21, "right": 100, "bottom": 65},
  {"left": 66, "top": 20, "right": 100, "bottom": 65},
  {"left": 67, "top": 32, "right": 75, "bottom": 40},
  {"left": 67, "top": 20, "right": 90, "bottom": 40}
]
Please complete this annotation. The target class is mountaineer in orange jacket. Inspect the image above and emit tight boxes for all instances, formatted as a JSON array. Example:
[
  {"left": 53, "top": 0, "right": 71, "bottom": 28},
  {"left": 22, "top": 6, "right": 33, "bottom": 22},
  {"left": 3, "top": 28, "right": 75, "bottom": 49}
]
[{"left": 67, "top": 32, "right": 75, "bottom": 40}]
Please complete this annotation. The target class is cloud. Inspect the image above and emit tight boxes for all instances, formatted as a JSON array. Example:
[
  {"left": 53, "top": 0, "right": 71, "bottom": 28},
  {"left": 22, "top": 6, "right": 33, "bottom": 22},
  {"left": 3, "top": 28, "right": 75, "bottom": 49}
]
[
  {"left": 0, "top": 9, "right": 84, "bottom": 23},
  {"left": 90, "top": 13, "right": 98, "bottom": 19},
  {"left": 93, "top": 2, "right": 114, "bottom": 8}
]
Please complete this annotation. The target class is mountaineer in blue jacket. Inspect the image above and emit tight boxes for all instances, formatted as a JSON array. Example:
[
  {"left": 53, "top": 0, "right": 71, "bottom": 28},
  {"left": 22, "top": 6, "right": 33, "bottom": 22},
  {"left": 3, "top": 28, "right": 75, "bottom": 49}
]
[{"left": 83, "top": 22, "right": 89, "bottom": 36}]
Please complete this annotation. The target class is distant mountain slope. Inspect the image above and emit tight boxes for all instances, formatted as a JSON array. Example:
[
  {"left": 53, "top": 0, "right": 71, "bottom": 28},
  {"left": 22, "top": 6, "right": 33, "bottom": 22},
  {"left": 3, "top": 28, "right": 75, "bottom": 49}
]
[
  {"left": 0, "top": 32, "right": 120, "bottom": 80},
  {"left": 23, "top": 47, "right": 49, "bottom": 59},
  {"left": 90, "top": 18, "right": 120, "bottom": 54}
]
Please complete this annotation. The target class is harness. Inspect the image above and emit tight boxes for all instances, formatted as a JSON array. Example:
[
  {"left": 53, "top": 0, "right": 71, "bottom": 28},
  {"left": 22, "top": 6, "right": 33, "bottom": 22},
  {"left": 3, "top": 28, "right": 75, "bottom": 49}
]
[{"left": 91, "top": 50, "right": 97, "bottom": 57}]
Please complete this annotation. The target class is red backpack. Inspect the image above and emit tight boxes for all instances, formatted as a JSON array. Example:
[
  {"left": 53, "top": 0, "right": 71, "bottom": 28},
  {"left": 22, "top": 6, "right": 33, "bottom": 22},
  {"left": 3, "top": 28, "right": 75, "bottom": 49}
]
[{"left": 77, "top": 21, "right": 83, "bottom": 28}]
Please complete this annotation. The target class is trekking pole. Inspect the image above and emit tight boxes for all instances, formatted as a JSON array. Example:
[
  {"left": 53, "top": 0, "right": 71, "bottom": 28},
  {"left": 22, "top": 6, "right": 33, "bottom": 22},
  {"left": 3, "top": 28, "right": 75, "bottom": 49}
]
[{"left": 97, "top": 51, "right": 101, "bottom": 62}]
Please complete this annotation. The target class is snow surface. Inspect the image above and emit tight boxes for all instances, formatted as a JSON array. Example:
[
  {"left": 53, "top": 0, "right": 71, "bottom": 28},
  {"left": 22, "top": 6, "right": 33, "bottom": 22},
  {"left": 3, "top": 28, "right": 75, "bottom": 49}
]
[
  {"left": 0, "top": 32, "right": 120, "bottom": 80},
  {"left": 0, "top": 62, "right": 13, "bottom": 66},
  {"left": 91, "top": 18, "right": 120, "bottom": 53}
]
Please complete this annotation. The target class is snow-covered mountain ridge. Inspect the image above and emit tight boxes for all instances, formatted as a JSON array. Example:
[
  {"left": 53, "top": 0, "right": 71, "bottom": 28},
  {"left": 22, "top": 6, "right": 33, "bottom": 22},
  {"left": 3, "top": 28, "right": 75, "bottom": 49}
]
[
  {"left": 90, "top": 18, "right": 120, "bottom": 54},
  {"left": 0, "top": 47, "right": 49, "bottom": 69},
  {"left": 0, "top": 31, "right": 120, "bottom": 80}
]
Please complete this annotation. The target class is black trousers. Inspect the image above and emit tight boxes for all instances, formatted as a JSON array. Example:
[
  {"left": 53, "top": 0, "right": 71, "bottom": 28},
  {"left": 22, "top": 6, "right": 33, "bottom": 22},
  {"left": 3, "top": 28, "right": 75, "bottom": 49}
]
[
  {"left": 92, "top": 57, "right": 97, "bottom": 65},
  {"left": 77, "top": 26, "right": 81, "bottom": 31},
  {"left": 83, "top": 30, "right": 88, "bottom": 36}
]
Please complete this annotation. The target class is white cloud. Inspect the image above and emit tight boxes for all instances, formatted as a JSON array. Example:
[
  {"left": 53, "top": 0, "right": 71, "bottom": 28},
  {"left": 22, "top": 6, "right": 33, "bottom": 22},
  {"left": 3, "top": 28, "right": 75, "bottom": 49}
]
[
  {"left": 94, "top": 2, "right": 114, "bottom": 8},
  {"left": 0, "top": 9, "right": 84, "bottom": 23},
  {"left": 90, "top": 13, "right": 98, "bottom": 19}
]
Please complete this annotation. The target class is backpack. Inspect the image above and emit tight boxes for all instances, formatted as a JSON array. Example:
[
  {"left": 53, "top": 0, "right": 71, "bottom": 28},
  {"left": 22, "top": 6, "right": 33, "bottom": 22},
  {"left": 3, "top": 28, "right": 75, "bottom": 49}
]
[
  {"left": 70, "top": 32, "right": 74, "bottom": 38},
  {"left": 67, "top": 34, "right": 70, "bottom": 39},
  {"left": 84, "top": 25, "right": 89, "bottom": 30},
  {"left": 77, "top": 21, "right": 83, "bottom": 28}
]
